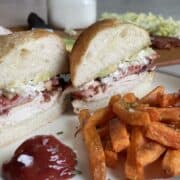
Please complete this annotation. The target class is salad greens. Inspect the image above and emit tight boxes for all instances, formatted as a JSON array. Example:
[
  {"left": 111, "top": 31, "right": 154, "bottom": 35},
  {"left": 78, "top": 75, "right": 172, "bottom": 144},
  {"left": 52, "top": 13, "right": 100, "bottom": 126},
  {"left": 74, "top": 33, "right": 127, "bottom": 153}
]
[{"left": 101, "top": 12, "right": 180, "bottom": 38}]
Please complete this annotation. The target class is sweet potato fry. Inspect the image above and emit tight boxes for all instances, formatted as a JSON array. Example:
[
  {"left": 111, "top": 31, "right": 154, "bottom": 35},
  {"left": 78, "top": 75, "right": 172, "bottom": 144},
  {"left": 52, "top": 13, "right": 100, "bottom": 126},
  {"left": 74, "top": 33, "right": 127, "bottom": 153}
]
[
  {"left": 125, "top": 128, "right": 145, "bottom": 180},
  {"left": 123, "top": 93, "right": 138, "bottom": 103},
  {"left": 159, "top": 92, "right": 180, "bottom": 107},
  {"left": 78, "top": 109, "right": 90, "bottom": 127},
  {"left": 104, "top": 139, "right": 118, "bottom": 168},
  {"left": 136, "top": 141, "right": 166, "bottom": 166},
  {"left": 108, "top": 94, "right": 121, "bottom": 108},
  {"left": 135, "top": 106, "right": 160, "bottom": 121},
  {"left": 146, "top": 122, "right": 180, "bottom": 149},
  {"left": 162, "top": 150, "right": 180, "bottom": 176},
  {"left": 113, "top": 102, "right": 151, "bottom": 126},
  {"left": 83, "top": 125, "right": 106, "bottom": 180},
  {"left": 97, "top": 124, "right": 109, "bottom": 139},
  {"left": 78, "top": 86, "right": 180, "bottom": 180},
  {"left": 136, "top": 107, "right": 180, "bottom": 122},
  {"left": 140, "top": 86, "right": 165, "bottom": 106},
  {"left": 86, "top": 107, "right": 115, "bottom": 127},
  {"left": 159, "top": 107, "right": 180, "bottom": 122},
  {"left": 144, "top": 108, "right": 160, "bottom": 121},
  {"left": 109, "top": 118, "right": 130, "bottom": 152}
]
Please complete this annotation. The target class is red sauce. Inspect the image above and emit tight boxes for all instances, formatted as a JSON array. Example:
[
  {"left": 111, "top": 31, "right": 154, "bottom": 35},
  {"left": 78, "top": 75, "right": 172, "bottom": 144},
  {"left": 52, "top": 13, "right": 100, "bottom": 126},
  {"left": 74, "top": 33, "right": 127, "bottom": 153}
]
[{"left": 2, "top": 135, "right": 77, "bottom": 180}]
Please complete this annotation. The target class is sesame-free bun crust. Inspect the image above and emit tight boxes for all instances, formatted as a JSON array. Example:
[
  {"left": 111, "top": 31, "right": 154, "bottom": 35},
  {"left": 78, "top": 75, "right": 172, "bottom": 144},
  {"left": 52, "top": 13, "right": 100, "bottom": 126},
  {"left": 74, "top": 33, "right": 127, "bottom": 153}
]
[
  {"left": 70, "top": 19, "right": 151, "bottom": 87},
  {"left": 0, "top": 30, "right": 68, "bottom": 89}
]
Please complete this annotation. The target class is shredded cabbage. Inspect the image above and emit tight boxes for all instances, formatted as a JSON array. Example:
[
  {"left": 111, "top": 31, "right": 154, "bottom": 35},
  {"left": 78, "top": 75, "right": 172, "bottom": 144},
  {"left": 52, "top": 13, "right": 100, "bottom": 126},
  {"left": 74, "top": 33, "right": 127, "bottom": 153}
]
[
  {"left": 101, "top": 12, "right": 180, "bottom": 38},
  {"left": 63, "top": 38, "right": 75, "bottom": 51}
]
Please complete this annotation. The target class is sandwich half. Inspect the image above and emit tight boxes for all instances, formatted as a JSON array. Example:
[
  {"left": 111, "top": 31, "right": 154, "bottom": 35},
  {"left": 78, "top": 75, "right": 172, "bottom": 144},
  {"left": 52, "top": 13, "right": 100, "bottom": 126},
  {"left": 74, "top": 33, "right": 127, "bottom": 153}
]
[
  {"left": 70, "top": 19, "right": 158, "bottom": 112},
  {"left": 0, "top": 30, "right": 68, "bottom": 146}
]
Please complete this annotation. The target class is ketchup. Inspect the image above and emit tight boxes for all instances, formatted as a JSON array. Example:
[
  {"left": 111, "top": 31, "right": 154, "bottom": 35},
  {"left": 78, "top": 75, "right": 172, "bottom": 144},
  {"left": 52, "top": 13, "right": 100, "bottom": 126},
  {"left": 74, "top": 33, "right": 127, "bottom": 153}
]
[{"left": 2, "top": 135, "right": 77, "bottom": 180}]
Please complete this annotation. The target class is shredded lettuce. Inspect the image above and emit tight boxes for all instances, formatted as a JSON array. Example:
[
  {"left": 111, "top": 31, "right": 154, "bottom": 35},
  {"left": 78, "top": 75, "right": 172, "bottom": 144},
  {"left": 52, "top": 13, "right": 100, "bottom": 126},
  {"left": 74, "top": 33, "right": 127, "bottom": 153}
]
[
  {"left": 96, "top": 47, "right": 155, "bottom": 79},
  {"left": 33, "top": 72, "right": 52, "bottom": 84},
  {"left": 63, "top": 38, "right": 75, "bottom": 51},
  {"left": 101, "top": 12, "right": 180, "bottom": 38}
]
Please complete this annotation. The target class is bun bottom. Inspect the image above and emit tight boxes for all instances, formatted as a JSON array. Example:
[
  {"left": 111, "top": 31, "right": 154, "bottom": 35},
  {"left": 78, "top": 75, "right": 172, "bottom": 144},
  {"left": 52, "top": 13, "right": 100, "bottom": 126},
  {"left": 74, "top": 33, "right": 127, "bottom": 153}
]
[
  {"left": 72, "top": 72, "right": 154, "bottom": 113},
  {"left": 0, "top": 100, "right": 64, "bottom": 147}
]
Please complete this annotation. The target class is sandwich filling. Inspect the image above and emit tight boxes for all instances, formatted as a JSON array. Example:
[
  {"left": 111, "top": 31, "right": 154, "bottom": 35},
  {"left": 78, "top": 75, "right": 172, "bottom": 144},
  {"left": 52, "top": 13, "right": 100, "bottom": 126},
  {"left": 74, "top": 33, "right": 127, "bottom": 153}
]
[
  {"left": 72, "top": 48, "right": 157, "bottom": 101},
  {"left": 0, "top": 76, "right": 64, "bottom": 117},
  {"left": 0, "top": 92, "right": 59, "bottom": 128}
]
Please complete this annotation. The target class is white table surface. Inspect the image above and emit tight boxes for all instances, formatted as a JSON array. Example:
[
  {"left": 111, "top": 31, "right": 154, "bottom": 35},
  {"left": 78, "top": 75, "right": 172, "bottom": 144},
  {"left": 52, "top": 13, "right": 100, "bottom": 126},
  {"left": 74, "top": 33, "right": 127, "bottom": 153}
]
[{"left": 157, "top": 64, "right": 180, "bottom": 77}]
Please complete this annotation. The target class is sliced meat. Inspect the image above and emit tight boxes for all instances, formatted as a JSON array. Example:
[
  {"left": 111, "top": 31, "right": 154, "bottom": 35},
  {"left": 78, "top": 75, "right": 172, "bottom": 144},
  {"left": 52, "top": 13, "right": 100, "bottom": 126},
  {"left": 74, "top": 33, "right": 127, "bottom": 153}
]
[
  {"left": 0, "top": 95, "right": 33, "bottom": 115},
  {"left": 0, "top": 76, "right": 64, "bottom": 115},
  {"left": 72, "top": 57, "right": 156, "bottom": 100}
]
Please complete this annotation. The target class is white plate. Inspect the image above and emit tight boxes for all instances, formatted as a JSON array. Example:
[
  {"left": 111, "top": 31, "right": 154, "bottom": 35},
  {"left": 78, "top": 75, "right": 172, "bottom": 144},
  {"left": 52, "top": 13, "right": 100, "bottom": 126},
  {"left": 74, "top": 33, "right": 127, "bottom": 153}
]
[{"left": 0, "top": 72, "right": 179, "bottom": 180}]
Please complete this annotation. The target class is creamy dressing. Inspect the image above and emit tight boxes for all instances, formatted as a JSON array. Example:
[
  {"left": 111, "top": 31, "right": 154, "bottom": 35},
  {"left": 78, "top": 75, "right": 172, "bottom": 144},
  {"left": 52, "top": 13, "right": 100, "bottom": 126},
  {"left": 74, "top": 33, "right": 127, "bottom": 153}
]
[
  {"left": 85, "top": 72, "right": 150, "bottom": 101},
  {"left": 2, "top": 81, "right": 46, "bottom": 98},
  {"left": 81, "top": 48, "right": 155, "bottom": 90},
  {"left": 101, "top": 48, "right": 155, "bottom": 84}
]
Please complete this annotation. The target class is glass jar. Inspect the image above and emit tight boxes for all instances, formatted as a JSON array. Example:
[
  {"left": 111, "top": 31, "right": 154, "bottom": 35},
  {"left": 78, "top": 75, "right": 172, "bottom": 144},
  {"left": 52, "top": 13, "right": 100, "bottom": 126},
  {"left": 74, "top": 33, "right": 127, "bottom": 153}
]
[{"left": 47, "top": 0, "right": 97, "bottom": 29}]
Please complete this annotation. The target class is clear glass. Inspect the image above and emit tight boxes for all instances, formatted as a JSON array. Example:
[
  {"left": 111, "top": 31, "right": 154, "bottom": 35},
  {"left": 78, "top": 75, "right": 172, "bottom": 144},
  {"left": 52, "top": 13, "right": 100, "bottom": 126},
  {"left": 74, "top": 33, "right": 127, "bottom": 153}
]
[{"left": 47, "top": 0, "right": 97, "bottom": 29}]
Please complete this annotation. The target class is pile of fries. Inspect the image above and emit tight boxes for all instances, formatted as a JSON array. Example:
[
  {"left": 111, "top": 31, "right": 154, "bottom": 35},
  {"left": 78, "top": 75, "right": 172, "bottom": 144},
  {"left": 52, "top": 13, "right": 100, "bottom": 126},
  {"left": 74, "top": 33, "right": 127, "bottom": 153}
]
[{"left": 78, "top": 86, "right": 180, "bottom": 180}]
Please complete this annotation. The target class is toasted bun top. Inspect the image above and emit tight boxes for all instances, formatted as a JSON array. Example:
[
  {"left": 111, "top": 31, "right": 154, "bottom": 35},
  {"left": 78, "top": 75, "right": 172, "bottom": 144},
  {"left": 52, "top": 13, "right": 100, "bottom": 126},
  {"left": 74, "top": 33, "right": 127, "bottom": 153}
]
[
  {"left": 70, "top": 19, "right": 151, "bottom": 87},
  {"left": 0, "top": 30, "right": 68, "bottom": 89}
]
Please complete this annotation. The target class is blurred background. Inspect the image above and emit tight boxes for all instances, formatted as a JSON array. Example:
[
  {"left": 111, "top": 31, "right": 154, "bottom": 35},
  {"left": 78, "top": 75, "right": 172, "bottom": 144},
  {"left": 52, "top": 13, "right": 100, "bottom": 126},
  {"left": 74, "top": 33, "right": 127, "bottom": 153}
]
[
  {"left": 0, "top": 0, "right": 180, "bottom": 27},
  {"left": 98, "top": 0, "right": 180, "bottom": 18}
]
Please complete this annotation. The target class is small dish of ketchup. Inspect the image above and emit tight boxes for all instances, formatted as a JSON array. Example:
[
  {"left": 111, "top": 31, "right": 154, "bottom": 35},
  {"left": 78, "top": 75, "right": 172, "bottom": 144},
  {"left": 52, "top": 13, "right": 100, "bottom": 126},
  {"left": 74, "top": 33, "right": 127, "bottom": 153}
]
[{"left": 2, "top": 135, "right": 77, "bottom": 180}]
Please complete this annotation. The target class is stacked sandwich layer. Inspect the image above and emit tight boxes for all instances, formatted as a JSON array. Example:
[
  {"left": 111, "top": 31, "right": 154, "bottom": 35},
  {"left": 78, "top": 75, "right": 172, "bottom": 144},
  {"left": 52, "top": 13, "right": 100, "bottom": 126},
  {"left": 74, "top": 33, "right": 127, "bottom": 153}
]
[
  {"left": 70, "top": 19, "right": 158, "bottom": 112},
  {"left": 0, "top": 30, "right": 68, "bottom": 146},
  {"left": 0, "top": 76, "right": 63, "bottom": 128},
  {"left": 72, "top": 48, "right": 157, "bottom": 102}
]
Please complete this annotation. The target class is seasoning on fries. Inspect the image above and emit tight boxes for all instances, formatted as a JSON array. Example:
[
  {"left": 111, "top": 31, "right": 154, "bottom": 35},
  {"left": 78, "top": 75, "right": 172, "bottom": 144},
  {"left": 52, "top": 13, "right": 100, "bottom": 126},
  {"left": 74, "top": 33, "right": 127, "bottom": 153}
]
[
  {"left": 113, "top": 102, "right": 151, "bottom": 126},
  {"left": 78, "top": 86, "right": 180, "bottom": 180}
]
